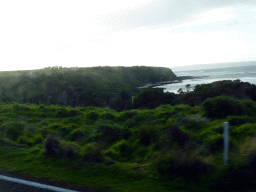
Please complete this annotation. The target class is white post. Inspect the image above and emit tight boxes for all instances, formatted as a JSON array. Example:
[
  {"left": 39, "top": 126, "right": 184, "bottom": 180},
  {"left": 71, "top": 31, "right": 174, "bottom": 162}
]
[{"left": 224, "top": 122, "right": 229, "bottom": 165}]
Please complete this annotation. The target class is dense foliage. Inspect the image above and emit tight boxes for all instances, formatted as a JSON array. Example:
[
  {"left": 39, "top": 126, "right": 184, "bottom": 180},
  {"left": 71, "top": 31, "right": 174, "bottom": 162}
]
[
  {"left": 179, "top": 79, "right": 256, "bottom": 106},
  {"left": 126, "top": 79, "right": 256, "bottom": 111},
  {"left": 0, "top": 66, "right": 176, "bottom": 109}
]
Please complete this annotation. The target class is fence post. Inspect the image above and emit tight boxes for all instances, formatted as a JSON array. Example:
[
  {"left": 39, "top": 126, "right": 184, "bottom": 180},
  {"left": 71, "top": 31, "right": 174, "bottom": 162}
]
[{"left": 224, "top": 122, "right": 229, "bottom": 165}]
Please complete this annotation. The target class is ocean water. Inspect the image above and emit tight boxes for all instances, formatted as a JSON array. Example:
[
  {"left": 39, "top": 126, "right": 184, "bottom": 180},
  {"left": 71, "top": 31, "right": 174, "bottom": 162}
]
[{"left": 155, "top": 62, "right": 256, "bottom": 93}]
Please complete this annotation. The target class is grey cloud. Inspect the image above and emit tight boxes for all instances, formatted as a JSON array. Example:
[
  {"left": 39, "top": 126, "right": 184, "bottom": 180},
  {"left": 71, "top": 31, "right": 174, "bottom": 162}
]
[
  {"left": 226, "top": 5, "right": 256, "bottom": 26},
  {"left": 99, "top": 0, "right": 256, "bottom": 29}
]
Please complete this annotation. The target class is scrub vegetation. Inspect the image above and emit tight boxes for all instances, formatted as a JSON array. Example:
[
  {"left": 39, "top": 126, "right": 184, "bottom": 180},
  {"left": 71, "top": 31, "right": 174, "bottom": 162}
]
[{"left": 0, "top": 67, "right": 256, "bottom": 191}]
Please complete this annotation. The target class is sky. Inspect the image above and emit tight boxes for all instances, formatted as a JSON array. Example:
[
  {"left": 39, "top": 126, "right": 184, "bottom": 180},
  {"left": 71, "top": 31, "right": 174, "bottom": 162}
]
[{"left": 1, "top": 0, "right": 256, "bottom": 71}]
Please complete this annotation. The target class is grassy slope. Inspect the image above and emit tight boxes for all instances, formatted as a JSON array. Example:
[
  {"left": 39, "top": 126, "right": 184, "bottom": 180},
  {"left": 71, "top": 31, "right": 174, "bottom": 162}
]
[{"left": 0, "top": 101, "right": 255, "bottom": 191}]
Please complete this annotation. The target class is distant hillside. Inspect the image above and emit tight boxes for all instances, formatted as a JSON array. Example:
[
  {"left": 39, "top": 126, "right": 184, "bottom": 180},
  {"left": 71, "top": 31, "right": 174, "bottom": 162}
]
[{"left": 0, "top": 66, "right": 176, "bottom": 108}]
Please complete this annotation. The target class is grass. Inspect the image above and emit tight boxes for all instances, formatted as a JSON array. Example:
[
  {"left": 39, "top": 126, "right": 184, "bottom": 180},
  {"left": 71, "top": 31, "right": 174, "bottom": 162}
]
[
  {"left": 0, "top": 145, "right": 206, "bottom": 192},
  {"left": 0, "top": 101, "right": 256, "bottom": 191}
]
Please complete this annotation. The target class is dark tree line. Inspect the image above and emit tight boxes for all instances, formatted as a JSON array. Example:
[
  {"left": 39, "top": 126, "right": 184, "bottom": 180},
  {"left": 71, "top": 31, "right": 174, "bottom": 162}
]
[{"left": 125, "top": 79, "right": 256, "bottom": 110}]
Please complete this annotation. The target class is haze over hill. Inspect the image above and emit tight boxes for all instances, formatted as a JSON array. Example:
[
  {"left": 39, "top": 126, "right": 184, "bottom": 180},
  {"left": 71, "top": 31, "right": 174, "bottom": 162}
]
[{"left": 170, "top": 61, "right": 256, "bottom": 72}]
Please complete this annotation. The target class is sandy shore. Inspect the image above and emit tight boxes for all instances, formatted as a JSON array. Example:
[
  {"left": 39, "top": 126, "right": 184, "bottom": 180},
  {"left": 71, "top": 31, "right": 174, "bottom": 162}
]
[{"left": 138, "top": 75, "right": 210, "bottom": 89}]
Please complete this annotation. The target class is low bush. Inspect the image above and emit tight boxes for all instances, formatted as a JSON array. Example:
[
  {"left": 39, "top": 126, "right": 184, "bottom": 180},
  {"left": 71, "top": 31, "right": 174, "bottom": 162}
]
[
  {"left": 56, "top": 107, "right": 69, "bottom": 118},
  {"left": 206, "top": 134, "right": 236, "bottom": 153},
  {"left": 80, "top": 142, "right": 103, "bottom": 163},
  {"left": 209, "top": 164, "right": 249, "bottom": 191},
  {"left": 32, "top": 134, "right": 44, "bottom": 144},
  {"left": 12, "top": 104, "right": 32, "bottom": 115},
  {"left": 99, "top": 112, "right": 116, "bottom": 120},
  {"left": 5, "top": 121, "right": 25, "bottom": 141},
  {"left": 162, "top": 124, "right": 191, "bottom": 148},
  {"left": 117, "top": 111, "right": 138, "bottom": 121},
  {"left": 96, "top": 124, "right": 131, "bottom": 145},
  {"left": 86, "top": 111, "right": 99, "bottom": 121},
  {"left": 43, "top": 135, "right": 63, "bottom": 158},
  {"left": 226, "top": 116, "right": 254, "bottom": 126},
  {"left": 48, "top": 123, "right": 62, "bottom": 130},
  {"left": 231, "top": 123, "right": 256, "bottom": 142},
  {"left": 151, "top": 149, "right": 213, "bottom": 182},
  {"left": 61, "top": 141, "right": 81, "bottom": 160},
  {"left": 18, "top": 134, "right": 44, "bottom": 147},
  {"left": 67, "top": 128, "right": 86, "bottom": 141},
  {"left": 241, "top": 99, "right": 256, "bottom": 116},
  {"left": 104, "top": 139, "right": 133, "bottom": 162},
  {"left": 183, "top": 120, "right": 207, "bottom": 131},
  {"left": 210, "top": 137, "right": 256, "bottom": 191},
  {"left": 202, "top": 96, "right": 246, "bottom": 119},
  {"left": 135, "top": 125, "right": 160, "bottom": 146},
  {"left": 43, "top": 135, "right": 80, "bottom": 160},
  {"left": 68, "top": 109, "right": 82, "bottom": 117}
]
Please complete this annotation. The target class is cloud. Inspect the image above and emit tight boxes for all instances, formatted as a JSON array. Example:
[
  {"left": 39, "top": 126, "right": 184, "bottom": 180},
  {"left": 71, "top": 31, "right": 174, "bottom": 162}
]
[
  {"left": 99, "top": 0, "right": 256, "bottom": 29},
  {"left": 0, "top": 0, "right": 256, "bottom": 71},
  {"left": 226, "top": 4, "right": 256, "bottom": 26}
]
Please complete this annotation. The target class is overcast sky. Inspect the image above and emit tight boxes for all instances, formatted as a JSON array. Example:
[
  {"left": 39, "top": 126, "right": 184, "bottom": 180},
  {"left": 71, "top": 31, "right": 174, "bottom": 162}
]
[{"left": 1, "top": 0, "right": 256, "bottom": 71}]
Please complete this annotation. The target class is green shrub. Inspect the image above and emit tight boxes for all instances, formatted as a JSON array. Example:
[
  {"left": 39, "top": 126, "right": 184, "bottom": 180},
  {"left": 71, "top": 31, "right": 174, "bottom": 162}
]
[
  {"left": 202, "top": 96, "right": 246, "bottom": 119},
  {"left": 208, "top": 164, "right": 247, "bottom": 191},
  {"left": 32, "top": 134, "right": 44, "bottom": 145},
  {"left": 130, "top": 139, "right": 152, "bottom": 163},
  {"left": 68, "top": 109, "right": 82, "bottom": 117},
  {"left": 86, "top": 111, "right": 99, "bottom": 121},
  {"left": 56, "top": 108, "right": 69, "bottom": 118},
  {"left": 48, "top": 123, "right": 62, "bottom": 130},
  {"left": 241, "top": 100, "right": 256, "bottom": 116},
  {"left": 131, "top": 88, "right": 170, "bottom": 109},
  {"left": 67, "top": 128, "right": 86, "bottom": 141},
  {"left": 58, "top": 126, "right": 72, "bottom": 137},
  {"left": 0, "top": 138, "right": 15, "bottom": 146},
  {"left": 135, "top": 125, "right": 160, "bottom": 146},
  {"left": 61, "top": 141, "right": 81, "bottom": 160},
  {"left": 43, "top": 135, "right": 63, "bottom": 158},
  {"left": 104, "top": 139, "right": 133, "bottom": 162},
  {"left": 43, "top": 135, "right": 79, "bottom": 160},
  {"left": 157, "top": 111, "right": 175, "bottom": 119},
  {"left": 96, "top": 124, "right": 131, "bottom": 145},
  {"left": 206, "top": 134, "right": 236, "bottom": 153},
  {"left": 18, "top": 137, "right": 31, "bottom": 147},
  {"left": 12, "top": 104, "right": 32, "bottom": 115},
  {"left": 231, "top": 123, "right": 256, "bottom": 141},
  {"left": 162, "top": 124, "right": 191, "bottom": 148},
  {"left": 28, "top": 146, "right": 44, "bottom": 156},
  {"left": 80, "top": 142, "right": 103, "bottom": 163},
  {"left": 37, "top": 104, "right": 45, "bottom": 110},
  {"left": 118, "top": 111, "right": 138, "bottom": 121},
  {"left": 5, "top": 121, "right": 25, "bottom": 141},
  {"left": 226, "top": 116, "right": 254, "bottom": 126},
  {"left": 206, "top": 134, "right": 223, "bottom": 153},
  {"left": 210, "top": 137, "right": 256, "bottom": 191},
  {"left": 38, "top": 126, "right": 58, "bottom": 138},
  {"left": 100, "top": 112, "right": 116, "bottom": 120},
  {"left": 151, "top": 149, "right": 213, "bottom": 182},
  {"left": 184, "top": 120, "right": 206, "bottom": 131},
  {"left": 173, "top": 104, "right": 192, "bottom": 113}
]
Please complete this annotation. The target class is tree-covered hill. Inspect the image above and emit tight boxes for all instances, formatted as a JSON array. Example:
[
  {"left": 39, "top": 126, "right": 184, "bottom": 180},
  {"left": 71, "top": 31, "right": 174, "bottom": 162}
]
[{"left": 0, "top": 66, "right": 176, "bottom": 108}]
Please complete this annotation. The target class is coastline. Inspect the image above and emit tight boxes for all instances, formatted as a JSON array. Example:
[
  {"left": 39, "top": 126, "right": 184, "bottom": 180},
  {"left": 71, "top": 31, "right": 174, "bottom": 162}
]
[{"left": 138, "top": 75, "right": 210, "bottom": 89}]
